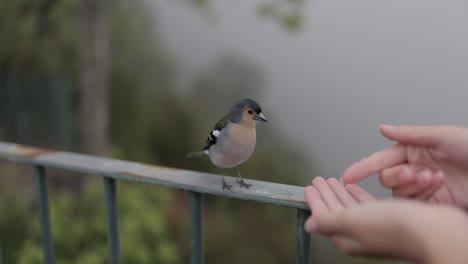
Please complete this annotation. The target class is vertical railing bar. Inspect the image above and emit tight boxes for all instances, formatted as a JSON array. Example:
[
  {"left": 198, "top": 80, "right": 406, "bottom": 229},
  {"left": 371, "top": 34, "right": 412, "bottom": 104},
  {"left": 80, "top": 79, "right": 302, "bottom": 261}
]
[
  {"left": 190, "top": 191, "right": 204, "bottom": 264},
  {"left": 296, "top": 209, "right": 311, "bottom": 264},
  {"left": 35, "top": 165, "right": 56, "bottom": 264},
  {"left": 104, "top": 177, "right": 121, "bottom": 264}
]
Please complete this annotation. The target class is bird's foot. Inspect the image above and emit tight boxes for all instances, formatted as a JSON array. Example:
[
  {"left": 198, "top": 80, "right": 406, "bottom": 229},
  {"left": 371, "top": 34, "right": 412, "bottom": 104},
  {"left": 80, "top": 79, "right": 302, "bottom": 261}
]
[
  {"left": 237, "top": 178, "right": 251, "bottom": 189},
  {"left": 222, "top": 180, "right": 232, "bottom": 190}
]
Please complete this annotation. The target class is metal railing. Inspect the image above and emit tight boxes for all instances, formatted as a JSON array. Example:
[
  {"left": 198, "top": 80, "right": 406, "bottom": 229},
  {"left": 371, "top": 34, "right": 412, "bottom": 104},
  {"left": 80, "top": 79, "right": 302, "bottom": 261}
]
[{"left": 0, "top": 142, "right": 311, "bottom": 264}]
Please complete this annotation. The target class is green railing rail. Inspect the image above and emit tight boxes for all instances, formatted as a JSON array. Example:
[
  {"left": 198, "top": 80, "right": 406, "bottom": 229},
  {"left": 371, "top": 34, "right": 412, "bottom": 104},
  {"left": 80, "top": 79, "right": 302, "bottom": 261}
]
[{"left": 0, "top": 142, "right": 311, "bottom": 264}]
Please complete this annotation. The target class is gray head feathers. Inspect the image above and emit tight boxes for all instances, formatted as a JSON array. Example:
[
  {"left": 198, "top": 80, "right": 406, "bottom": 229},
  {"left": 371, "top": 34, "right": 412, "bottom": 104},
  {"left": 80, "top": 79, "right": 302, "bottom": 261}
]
[{"left": 227, "top": 98, "right": 263, "bottom": 123}]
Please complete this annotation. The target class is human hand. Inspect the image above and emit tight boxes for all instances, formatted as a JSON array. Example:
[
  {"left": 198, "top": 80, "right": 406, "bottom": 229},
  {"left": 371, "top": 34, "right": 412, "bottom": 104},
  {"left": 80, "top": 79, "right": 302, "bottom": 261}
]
[
  {"left": 305, "top": 177, "right": 468, "bottom": 263},
  {"left": 342, "top": 125, "right": 468, "bottom": 208}
]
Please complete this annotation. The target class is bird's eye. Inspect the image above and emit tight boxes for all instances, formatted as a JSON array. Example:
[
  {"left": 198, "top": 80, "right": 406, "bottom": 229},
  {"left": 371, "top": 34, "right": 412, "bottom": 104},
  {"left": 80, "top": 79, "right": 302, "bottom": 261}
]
[{"left": 248, "top": 110, "right": 253, "bottom": 115}]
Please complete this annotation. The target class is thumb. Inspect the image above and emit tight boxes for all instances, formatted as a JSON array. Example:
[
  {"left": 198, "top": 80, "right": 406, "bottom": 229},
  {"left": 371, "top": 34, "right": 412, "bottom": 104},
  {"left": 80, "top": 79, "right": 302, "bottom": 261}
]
[{"left": 380, "top": 125, "right": 446, "bottom": 146}]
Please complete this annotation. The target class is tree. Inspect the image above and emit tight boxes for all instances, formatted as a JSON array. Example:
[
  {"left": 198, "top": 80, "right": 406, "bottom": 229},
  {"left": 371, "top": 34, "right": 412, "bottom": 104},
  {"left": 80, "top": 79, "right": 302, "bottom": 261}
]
[{"left": 78, "top": 0, "right": 109, "bottom": 155}]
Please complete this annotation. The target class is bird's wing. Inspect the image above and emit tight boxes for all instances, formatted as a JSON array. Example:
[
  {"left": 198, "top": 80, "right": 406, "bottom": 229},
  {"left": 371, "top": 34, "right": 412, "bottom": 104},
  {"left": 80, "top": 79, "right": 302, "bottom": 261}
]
[{"left": 203, "top": 115, "right": 228, "bottom": 150}]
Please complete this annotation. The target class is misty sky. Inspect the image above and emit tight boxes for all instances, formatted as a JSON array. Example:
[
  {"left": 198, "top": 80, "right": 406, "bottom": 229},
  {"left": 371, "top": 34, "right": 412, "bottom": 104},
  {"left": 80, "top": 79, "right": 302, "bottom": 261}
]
[{"left": 149, "top": 0, "right": 468, "bottom": 196}]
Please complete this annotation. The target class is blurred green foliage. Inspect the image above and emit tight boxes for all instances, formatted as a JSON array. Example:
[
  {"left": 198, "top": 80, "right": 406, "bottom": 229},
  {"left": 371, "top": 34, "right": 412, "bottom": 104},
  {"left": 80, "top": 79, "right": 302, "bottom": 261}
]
[
  {"left": 0, "top": 188, "right": 29, "bottom": 264},
  {"left": 187, "top": 0, "right": 305, "bottom": 31},
  {"left": 0, "top": 0, "right": 77, "bottom": 73},
  {"left": 257, "top": 0, "right": 304, "bottom": 31},
  {"left": 1, "top": 179, "right": 179, "bottom": 264}
]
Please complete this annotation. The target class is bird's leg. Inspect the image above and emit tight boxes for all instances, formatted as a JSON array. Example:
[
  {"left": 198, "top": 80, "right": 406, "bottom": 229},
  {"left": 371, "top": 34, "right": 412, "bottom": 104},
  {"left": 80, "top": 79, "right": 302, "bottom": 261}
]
[
  {"left": 236, "top": 167, "right": 251, "bottom": 188},
  {"left": 222, "top": 169, "right": 232, "bottom": 190}
]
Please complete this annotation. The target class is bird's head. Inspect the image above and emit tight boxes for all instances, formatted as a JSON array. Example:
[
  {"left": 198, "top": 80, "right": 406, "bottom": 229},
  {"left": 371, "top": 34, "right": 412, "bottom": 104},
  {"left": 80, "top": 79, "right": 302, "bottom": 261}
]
[{"left": 228, "top": 99, "right": 267, "bottom": 127}]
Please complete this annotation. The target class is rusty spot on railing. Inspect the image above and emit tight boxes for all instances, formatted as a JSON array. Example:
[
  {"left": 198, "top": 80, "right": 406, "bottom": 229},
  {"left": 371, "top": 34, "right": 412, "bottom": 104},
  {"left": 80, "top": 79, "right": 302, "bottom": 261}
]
[
  {"left": 7, "top": 146, "right": 56, "bottom": 158},
  {"left": 114, "top": 170, "right": 172, "bottom": 182},
  {"left": 143, "top": 164, "right": 182, "bottom": 173}
]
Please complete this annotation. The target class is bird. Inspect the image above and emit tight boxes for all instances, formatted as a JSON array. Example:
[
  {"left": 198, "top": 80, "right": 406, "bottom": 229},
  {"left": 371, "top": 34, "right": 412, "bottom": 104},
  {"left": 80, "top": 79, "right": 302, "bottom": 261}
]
[{"left": 188, "top": 99, "right": 267, "bottom": 190}]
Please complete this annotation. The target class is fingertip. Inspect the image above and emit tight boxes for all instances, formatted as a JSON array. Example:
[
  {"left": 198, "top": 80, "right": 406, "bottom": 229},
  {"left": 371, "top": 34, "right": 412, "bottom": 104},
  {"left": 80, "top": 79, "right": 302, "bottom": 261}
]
[
  {"left": 341, "top": 173, "right": 351, "bottom": 184},
  {"left": 341, "top": 158, "right": 375, "bottom": 184},
  {"left": 313, "top": 176, "right": 326, "bottom": 186},
  {"left": 304, "top": 185, "right": 322, "bottom": 207},
  {"left": 327, "top": 177, "right": 340, "bottom": 185},
  {"left": 380, "top": 124, "right": 406, "bottom": 143},
  {"left": 341, "top": 166, "right": 358, "bottom": 184},
  {"left": 380, "top": 124, "right": 397, "bottom": 132},
  {"left": 305, "top": 217, "right": 317, "bottom": 233},
  {"left": 304, "top": 185, "right": 318, "bottom": 196},
  {"left": 380, "top": 124, "right": 398, "bottom": 137},
  {"left": 342, "top": 166, "right": 369, "bottom": 185}
]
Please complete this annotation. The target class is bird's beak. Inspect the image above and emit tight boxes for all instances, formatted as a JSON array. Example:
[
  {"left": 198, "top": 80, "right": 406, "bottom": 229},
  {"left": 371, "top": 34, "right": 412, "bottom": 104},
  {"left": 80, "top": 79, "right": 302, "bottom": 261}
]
[{"left": 253, "top": 112, "right": 267, "bottom": 122}]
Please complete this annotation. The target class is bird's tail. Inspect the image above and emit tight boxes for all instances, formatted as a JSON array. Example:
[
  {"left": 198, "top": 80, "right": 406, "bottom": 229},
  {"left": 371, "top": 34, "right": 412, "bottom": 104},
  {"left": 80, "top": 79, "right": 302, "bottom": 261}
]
[{"left": 186, "top": 150, "right": 209, "bottom": 159}]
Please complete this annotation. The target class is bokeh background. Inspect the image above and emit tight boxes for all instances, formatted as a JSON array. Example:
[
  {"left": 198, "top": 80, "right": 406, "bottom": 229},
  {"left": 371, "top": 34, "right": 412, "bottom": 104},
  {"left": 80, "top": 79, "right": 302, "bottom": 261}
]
[{"left": 1, "top": 0, "right": 468, "bottom": 263}]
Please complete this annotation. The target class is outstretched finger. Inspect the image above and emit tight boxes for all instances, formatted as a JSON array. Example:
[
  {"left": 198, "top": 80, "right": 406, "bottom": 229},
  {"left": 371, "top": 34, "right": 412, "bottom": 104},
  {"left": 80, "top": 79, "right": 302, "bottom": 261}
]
[
  {"left": 380, "top": 125, "right": 449, "bottom": 147},
  {"left": 342, "top": 144, "right": 407, "bottom": 184}
]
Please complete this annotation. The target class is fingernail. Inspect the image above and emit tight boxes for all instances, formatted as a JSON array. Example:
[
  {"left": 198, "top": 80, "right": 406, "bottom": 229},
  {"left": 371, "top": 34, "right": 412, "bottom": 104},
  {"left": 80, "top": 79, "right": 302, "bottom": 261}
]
[
  {"left": 381, "top": 124, "right": 396, "bottom": 131},
  {"left": 305, "top": 218, "right": 317, "bottom": 232}
]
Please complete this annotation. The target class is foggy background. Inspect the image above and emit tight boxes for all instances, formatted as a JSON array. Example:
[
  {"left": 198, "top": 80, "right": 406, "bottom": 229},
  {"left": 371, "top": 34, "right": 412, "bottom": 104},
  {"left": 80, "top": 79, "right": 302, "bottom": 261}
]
[{"left": 154, "top": 0, "right": 468, "bottom": 195}]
